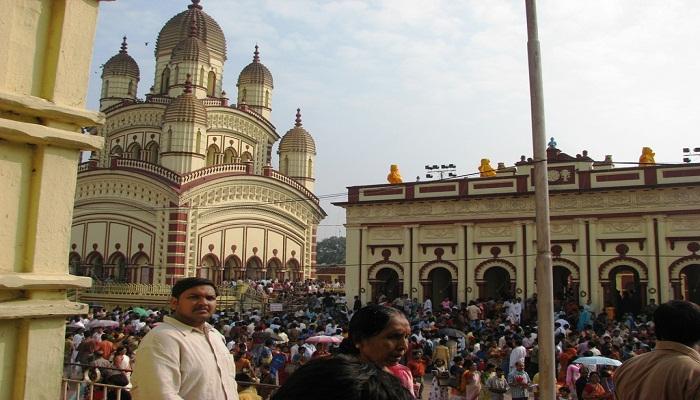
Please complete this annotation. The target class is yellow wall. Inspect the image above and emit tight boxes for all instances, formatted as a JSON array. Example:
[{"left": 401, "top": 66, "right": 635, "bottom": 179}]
[{"left": 0, "top": 0, "right": 103, "bottom": 398}]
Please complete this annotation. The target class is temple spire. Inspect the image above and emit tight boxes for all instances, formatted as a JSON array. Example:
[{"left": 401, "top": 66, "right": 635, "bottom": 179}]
[
  {"left": 294, "top": 108, "right": 302, "bottom": 127},
  {"left": 119, "top": 36, "right": 128, "bottom": 54}
]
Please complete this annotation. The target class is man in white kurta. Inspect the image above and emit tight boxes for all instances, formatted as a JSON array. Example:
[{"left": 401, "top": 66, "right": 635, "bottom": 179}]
[{"left": 132, "top": 278, "right": 238, "bottom": 400}]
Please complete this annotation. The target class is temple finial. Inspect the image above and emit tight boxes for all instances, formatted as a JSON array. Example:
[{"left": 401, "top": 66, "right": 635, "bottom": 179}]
[
  {"left": 295, "top": 108, "right": 302, "bottom": 127},
  {"left": 188, "top": 0, "right": 203, "bottom": 10},
  {"left": 253, "top": 45, "right": 260, "bottom": 63},
  {"left": 119, "top": 36, "right": 128, "bottom": 54}
]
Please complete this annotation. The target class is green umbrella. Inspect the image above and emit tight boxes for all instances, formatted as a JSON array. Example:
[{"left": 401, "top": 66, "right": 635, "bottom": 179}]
[{"left": 132, "top": 307, "right": 148, "bottom": 317}]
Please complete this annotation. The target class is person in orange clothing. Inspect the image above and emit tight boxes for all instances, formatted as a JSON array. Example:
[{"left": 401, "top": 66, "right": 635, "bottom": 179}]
[
  {"left": 235, "top": 351, "right": 253, "bottom": 374},
  {"left": 407, "top": 349, "right": 429, "bottom": 399},
  {"left": 558, "top": 344, "right": 577, "bottom": 383},
  {"left": 97, "top": 334, "right": 114, "bottom": 360}
]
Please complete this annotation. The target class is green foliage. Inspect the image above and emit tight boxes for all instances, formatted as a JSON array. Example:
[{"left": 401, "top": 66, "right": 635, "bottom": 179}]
[{"left": 316, "top": 236, "right": 346, "bottom": 265}]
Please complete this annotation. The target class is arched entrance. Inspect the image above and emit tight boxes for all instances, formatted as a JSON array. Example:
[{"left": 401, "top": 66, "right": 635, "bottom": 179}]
[
  {"left": 199, "top": 255, "right": 214, "bottom": 281},
  {"left": 553, "top": 266, "right": 572, "bottom": 300},
  {"left": 107, "top": 252, "right": 127, "bottom": 282},
  {"left": 246, "top": 256, "right": 263, "bottom": 281},
  {"left": 224, "top": 256, "right": 241, "bottom": 281},
  {"left": 482, "top": 267, "right": 511, "bottom": 299},
  {"left": 428, "top": 267, "right": 453, "bottom": 308},
  {"left": 374, "top": 268, "right": 401, "bottom": 302},
  {"left": 68, "top": 252, "right": 81, "bottom": 276},
  {"left": 267, "top": 258, "right": 282, "bottom": 280},
  {"left": 609, "top": 265, "right": 643, "bottom": 317},
  {"left": 680, "top": 264, "right": 700, "bottom": 305}
]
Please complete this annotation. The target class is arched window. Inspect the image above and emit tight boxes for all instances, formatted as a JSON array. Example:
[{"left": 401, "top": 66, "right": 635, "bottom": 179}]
[
  {"left": 241, "top": 151, "right": 253, "bottom": 163},
  {"left": 69, "top": 252, "right": 81, "bottom": 276},
  {"left": 196, "top": 129, "right": 202, "bottom": 153},
  {"left": 127, "top": 142, "right": 141, "bottom": 160},
  {"left": 265, "top": 90, "right": 270, "bottom": 107},
  {"left": 174, "top": 65, "right": 179, "bottom": 85},
  {"left": 223, "top": 147, "right": 237, "bottom": 163},
  {"left": 127, "top": 80, "right": 133, "bottom": 96},
  {"left": 167, "top": 127, "right": 173, "bottom": 152},
  {"left": 108, "top": 252, "right": 127, "bottom": 282},
  {"left": 282, "top": 156, "right": 289, "bottom": 174},
  {"left": 207, "top": 71, "right": 216, "bottom": 96},
  {"left": 199, "top": 67, "right": 205, "bottom": 86},
  {"left": 206, "top": 144, "right": 220, "bottom": 166},
  {"left": 102, "top": 80, "right": 109, "bottom": 97},
  {"left": 307, "top": 158, "right": 313, "bottom": 177},
  {"left": 241, "top": 88, "right": 247, "bottom": 102},
  {"left": 110, "top": 144, "right": 123, "bottom": 158},
  {"left": 145, "top": 141, "right": 159, "bottom": 164},
  {"left": 161, "top": 67, "right": 171, "bottom": 94}
]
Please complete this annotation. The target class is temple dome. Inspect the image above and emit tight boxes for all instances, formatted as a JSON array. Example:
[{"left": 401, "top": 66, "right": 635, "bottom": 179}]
[
  {"left": 237, "top": 45, "right": 273, "bottom": 87},
  {"left": 155, "top": 0, "right": 226, "bottom": 60},
  {"left": 102, "top": 37, "right": 140, "bottom": 80},
  {"left": 279, "top": 109, "right": 316, "bottom": 154},
  {"left": 170, "top": 24, "right": 211, "bottom": 64},
  {"left": 163, "top": 76, "right": 207, "bottom": 125}
]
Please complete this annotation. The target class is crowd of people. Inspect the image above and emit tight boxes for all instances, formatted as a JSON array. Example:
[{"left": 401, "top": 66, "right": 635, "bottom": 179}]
[{"left": 63, "top": 278, "right": 700, "bottom": 400}]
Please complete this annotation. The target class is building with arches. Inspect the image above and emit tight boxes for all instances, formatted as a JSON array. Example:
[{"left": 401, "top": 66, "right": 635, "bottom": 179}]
[
  {"left": 72, "top": 0, "right": 325, "bottom": 285},
  {"left": 336, "top": 143, "right": 700, "bottom": 312}
]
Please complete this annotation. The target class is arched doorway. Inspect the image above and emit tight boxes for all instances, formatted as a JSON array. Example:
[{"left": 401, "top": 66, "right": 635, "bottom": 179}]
[
  {"left": 428, "top": 267, "right": 453, "bottom": 309},
  {"left": 108, "top": 252, "right": 127, "bottom": 282},
  {"left": 267, "top": 258, "right": 282, "bottom": 280},
  {"left": 609, "top": 265, "right": 643, "bottom": 317},
  {"left": 374, "top": 268, "right": 400, "bottom": 302},
  {"left": 553, "top": 266, "right": 572, "bottom": 301},
  {"left": 68, "top": 252, "right": 81, "bottom": 276},
  {"left": 199, "top": 255, "right": 218, "bottom": 282},
  {"left": 482, "top": 267, "right": 511, "bottom": 299},
  {"left": 224, "top": 256, "right": 241, "bottom": 282},
  {"left": 132, "top": 253, "right": 151, "bottom": 283},
  {"left": 85, "top": 252, "right": 104, "bottom": 279},
  {"left": 681, "top": 264, "right": 700, "bottom": 305},
  {"left": 246, "top": 257, "right": 263, "bottom": 281},
  {"left": 286, "top": 259, "right": 302, "bottom": 281}
]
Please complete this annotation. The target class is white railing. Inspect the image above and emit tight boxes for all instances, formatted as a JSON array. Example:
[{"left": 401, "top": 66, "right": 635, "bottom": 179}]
[
  {"left": 202, "top": 98, "right": 226, "bottom": 107},
  {"left": 114, "top": 158, "right": 180, "bottom": 185},
  {"left": 269, "top": 170, "right": 319, "bottom": 204},
  {"left": 83, "top": 283, "right": 246, "bottom": 298},
  {"left": 62, "top": 378, "right": 129, "bottom": 400},
  {"left": 181, "top": 163, "right": 247, "bottom": 184}
]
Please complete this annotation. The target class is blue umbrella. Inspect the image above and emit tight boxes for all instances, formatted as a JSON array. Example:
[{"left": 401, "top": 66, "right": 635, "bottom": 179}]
[{"left": 574, "top": 356, "right": 622, "bottom": 367}]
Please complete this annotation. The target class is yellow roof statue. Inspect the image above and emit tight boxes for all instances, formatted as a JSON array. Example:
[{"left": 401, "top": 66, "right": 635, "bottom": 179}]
[
  {"left": 639, "top": 147, "right": 655, "bottom": 167},
  {"left": 387, "top": 164, "right": 403, "bottom": 184},
  {"left": 479, "top": 159, "right": 496, "bottom": 177}
]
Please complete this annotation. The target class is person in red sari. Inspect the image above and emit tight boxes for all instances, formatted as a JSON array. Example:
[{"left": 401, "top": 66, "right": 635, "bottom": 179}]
[{"left": 582, "top": 372, "right": 612, "bottom": 399}]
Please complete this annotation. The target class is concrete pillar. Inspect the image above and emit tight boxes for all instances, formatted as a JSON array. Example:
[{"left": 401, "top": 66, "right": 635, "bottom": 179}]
[
  {"left": 0, "top": 1, "right": 104, "bottom": 399},
  {"left": 464, "top": 223, "right": 475, "bottom": 301}
]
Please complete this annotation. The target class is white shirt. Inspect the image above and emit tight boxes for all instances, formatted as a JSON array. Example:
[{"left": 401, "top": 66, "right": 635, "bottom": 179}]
[
  {"left": 131, "top": 316, "right": 238, "bottom": 400},
  {"left": 509, "top": 345, "right": 527, "bottom": 370}
]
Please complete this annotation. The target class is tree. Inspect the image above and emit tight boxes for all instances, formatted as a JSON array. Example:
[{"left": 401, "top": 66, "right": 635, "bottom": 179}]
[{"left": 316, "top": 236, "right": 346, "bottom": 265}]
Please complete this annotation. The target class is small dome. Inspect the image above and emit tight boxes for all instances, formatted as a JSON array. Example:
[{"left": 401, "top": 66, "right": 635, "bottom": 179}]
[
  {"left": 279, "top": 109, "right": 316, "bottom": 154},
  {"left": 237, "top": 45, "right": 273, "bottom": 88},
  {"left": 170, "top": 21, "right": 211, "bottom": 64},
  {"left": 155, "top": 0, "right": 226, "bottom": 60},
  {"left": 163, "top": 75, "right": 207, "bottom": 125},
  {"left": 102, "top": 37, "right": 140, "bottom": 80}
]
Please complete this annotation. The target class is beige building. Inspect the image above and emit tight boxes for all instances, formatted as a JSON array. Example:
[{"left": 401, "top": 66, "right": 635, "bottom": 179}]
[
  {"left": 0, "top": 1, "right": 104, "bottom": 398},
  {"left": 71, "top": 1, "right": 325, "bottom": 285},
  {"left": 337, "top": 144, "right": 700, "bottom": 314}
]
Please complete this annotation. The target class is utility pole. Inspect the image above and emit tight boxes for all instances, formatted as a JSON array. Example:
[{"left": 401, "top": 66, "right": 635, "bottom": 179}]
[{"left": 525, "top": 1, "right": 556, "bottom": 399}]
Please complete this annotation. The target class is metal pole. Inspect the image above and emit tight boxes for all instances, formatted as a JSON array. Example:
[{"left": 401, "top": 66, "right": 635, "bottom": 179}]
[{"left": 525, "top": 1, "right": 556, "bottom": 399}]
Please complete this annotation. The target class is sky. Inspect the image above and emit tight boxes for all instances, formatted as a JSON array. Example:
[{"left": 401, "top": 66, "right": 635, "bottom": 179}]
[{"left": 87, "top": 0, "right": 700, "bottom": 240}]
